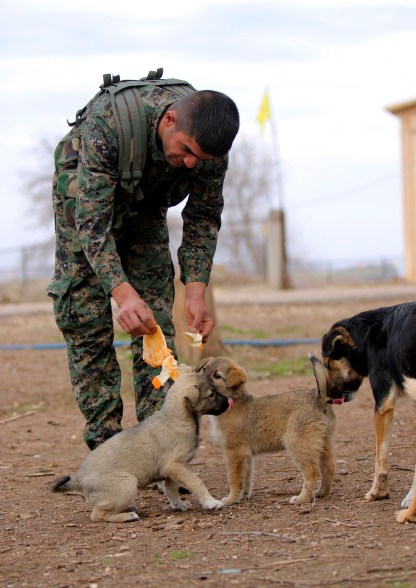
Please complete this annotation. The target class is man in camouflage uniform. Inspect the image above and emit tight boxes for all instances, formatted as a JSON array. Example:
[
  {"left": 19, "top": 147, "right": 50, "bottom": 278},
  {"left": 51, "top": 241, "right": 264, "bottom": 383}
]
[{"left": 48, "top": 77, "right": 240, "bottom": 449}]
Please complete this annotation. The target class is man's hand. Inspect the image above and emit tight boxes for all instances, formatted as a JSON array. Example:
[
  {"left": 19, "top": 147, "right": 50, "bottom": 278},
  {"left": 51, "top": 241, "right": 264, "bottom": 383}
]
[
  {"left": 184, "top": 282, "right": 215, "bottom": 343},
  {"left": 111, "top": 282, "right": 157, "bottom": 336}
]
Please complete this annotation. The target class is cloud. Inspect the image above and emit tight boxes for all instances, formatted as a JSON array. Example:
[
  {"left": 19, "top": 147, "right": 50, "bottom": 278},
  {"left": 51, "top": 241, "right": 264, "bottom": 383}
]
[
  {"left": 3, "top": 2, "right": 416, "bottom": 62},
  {"left": 1, "top": 0, "right": 415, "bottom": 262}
]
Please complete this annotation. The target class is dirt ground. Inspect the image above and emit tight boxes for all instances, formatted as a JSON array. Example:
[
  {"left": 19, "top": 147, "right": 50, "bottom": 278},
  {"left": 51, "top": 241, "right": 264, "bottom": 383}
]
[{"left": 1, "top": 283, "right": 416, "bottom": 588}]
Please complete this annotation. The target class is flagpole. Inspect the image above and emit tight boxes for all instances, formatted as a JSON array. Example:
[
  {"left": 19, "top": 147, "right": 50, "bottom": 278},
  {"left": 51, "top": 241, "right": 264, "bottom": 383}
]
[
  {"left": 257, "top": 88, "right": 290, "bottom": 289},
  {"left": 270, "top": 113, "right": 284, "bottom": 211},
  {"left": 257, "top": 88, "right": 284, "bottom": 210}
]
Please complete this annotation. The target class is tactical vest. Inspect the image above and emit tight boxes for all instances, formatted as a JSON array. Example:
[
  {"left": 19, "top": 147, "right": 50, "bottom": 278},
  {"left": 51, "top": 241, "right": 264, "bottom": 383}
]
[{"left": 70, "top": 68, "right": 196, "bottom": 193}]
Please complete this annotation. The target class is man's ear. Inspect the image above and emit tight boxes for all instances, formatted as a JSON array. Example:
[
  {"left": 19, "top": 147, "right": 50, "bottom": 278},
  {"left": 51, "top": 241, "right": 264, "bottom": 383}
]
[{"left": 164, "top": 109, "right": 176, "bottom": 127}]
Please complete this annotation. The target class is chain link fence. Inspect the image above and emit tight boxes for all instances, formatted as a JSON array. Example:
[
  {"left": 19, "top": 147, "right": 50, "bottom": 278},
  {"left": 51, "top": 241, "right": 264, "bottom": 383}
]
[
  {"left": 0, "top": 240, "right": 54, "bottom": 283},
  {"left": 0, "top": 235, "right": 403, "bottom": 298}
]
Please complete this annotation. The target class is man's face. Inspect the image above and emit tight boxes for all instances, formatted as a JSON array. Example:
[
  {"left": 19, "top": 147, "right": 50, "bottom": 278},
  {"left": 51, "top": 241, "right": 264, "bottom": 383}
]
[{"left": 159, "top": 110, "right": 214, "bottom": 169}]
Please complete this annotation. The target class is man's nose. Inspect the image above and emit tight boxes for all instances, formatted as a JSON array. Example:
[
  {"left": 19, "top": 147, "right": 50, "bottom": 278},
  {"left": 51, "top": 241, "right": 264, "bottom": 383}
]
[{"left": 183, "top": 155, "right": 199, "bottom": 168}]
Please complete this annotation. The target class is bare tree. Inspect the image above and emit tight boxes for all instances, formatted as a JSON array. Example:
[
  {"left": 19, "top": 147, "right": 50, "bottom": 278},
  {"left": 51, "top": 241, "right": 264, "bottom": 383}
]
[
  {"left": 23, "top": 134, "right": 274, "bottom": 278},
  {"left": 217, "top": 136, "right": 273, "bottom": 275},
  {"left": 23, "top": 136, "right": 57, "bottom": 231},
  {"left": 14, "top": 137, "right": 58, "bottom": 282}
]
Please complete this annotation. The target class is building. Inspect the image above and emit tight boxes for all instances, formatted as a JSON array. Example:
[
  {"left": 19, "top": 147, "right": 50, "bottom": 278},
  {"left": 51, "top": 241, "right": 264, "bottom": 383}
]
[{"left": 386, "top": 99, "right": 416, "bottom": 282}]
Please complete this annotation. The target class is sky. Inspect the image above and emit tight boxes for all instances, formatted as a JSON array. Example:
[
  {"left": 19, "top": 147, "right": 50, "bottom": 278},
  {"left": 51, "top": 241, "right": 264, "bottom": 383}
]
[{"left": 1, "top": 0, "right": 416, "bottom": 268}]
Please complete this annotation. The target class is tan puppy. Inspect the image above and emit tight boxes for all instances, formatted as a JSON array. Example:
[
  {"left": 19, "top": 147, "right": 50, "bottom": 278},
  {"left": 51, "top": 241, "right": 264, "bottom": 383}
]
[
  {"left": 51, "top": 367, "right": 230, "bottom": 523},
  {"left": 197, "top": 356, "right": 335, "bottom": 506}
]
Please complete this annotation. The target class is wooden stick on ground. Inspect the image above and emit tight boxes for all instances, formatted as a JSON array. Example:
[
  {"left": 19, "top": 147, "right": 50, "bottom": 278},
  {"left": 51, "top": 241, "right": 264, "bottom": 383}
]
[{"left": 0, "top": 411, "right": 36, "bottom": 425}]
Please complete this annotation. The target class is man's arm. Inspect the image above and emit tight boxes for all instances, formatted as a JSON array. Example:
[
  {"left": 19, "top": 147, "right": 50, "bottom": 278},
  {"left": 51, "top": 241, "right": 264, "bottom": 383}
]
[
  {"left": 111, "top": 282, "right": 157, "bottom": 335},
  {"left": 178, "top": 156, "right": 227, "bottom": 283},
  {"left": 178, "top": 156, "right": 228, "bottom": 340},
  {"left": 75, "top": 97, "right": 128, "bottom": 294},
  {"left": 184, "top": 282, "right": 214, "bottom": 343},
  {"left": 75, "top": 96, "right": 156, "bottom": 335}
]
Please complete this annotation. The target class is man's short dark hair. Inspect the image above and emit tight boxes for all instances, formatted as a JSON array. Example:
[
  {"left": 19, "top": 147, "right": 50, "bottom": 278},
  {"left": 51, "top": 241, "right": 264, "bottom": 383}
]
[{"left": 173, "top": 90, "right": 240, "bottom": 157}]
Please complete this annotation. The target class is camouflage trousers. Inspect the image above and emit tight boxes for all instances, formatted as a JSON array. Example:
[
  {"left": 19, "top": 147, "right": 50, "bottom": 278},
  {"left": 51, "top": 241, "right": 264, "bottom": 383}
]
[{"left": 50, "top": 213, "right": 176, "bottom": 450}]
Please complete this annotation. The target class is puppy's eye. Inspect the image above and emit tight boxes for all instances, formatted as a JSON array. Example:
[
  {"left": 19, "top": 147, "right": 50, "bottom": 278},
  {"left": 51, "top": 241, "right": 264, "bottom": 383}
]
[{"left": 213, "top": 371, "right": 222, "bottom": 380}]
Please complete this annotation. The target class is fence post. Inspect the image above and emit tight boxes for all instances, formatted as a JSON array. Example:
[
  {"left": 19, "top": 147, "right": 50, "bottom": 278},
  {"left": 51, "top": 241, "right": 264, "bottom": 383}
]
[
  {"left": 263, "top": 209, "right": 290, "bottom": 289},
  {"left": 21, "top": 247, "right": 30, "bottom": 283}
]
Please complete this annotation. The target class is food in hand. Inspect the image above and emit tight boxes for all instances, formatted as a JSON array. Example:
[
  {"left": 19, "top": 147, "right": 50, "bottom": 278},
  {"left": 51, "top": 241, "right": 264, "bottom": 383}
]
[
  {"left": 143, "top": 325, "right": 179, "bottom": 388},
  {"left": 184, "top": 331, "right": 203, "bottom": 349}
]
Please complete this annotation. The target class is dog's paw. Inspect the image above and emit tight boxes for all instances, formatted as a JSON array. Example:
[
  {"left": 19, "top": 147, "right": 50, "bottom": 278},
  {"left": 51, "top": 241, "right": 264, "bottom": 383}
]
[
  {"left": 174, "top": 500, "right": 192, "bottom": 511},
  {"left": 395, "top": 509, "right": 416, "bottom": 524},
  {"left": 365, "top": 489, "right": 389, "bottom": 501},
  {"left": 166, "top": 497, "right": 192, "bottom": 511},
  {"left": 290, "top": 494, "right": 312, "bottom": 505},
  {"left": 400, "top": 490, "right": 413, "bottom": 509},
  {"left": 221, "top": 495, "right": 239, "bottom": 506},
  {"left": 395, "top": 509, "right": 407, "bottom": 524},
  {"left": 203, "top": 498, "right": 224, "bottom": 510},
  {"left": 126, "top": 511, "right": 140, "bottom": 522},
  {"left": 366, "top": 474, "right": 389, "bottom": 501},
  {"left": 126, "top": 506, "right": 140, "bottom": 515},
  {"left": 110, "top": 511, "right": 139, "bottom": 523},
  {"left": 148, "top": 481, "right": 166, "bottom": 494}
]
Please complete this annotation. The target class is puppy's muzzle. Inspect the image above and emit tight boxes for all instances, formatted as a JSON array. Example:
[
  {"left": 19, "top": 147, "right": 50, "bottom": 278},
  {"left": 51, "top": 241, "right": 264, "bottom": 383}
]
[
  {"left": 209, "top": 393, "right": 232, "bottom": 416},
  {"left": 328, "top": 395, "right": 345, "bottom": 405}
]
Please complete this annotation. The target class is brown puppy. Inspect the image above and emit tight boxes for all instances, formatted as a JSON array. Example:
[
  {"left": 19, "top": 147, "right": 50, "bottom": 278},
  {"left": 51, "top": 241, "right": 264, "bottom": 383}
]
[
  {"left": 51, "top": 368, "right": 230, "bottom": 523},
  {"left": 197, "top": 355, "right": 335, "bottom": 506}
]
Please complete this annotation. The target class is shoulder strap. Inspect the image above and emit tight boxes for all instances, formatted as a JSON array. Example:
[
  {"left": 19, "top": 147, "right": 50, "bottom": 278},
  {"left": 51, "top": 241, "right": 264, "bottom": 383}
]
[
  {"left": 101, "top": 68, "right": 196, "bottom": 193},
  {"left": 112, "top": 87, "right": 147, "bottom": 193}
]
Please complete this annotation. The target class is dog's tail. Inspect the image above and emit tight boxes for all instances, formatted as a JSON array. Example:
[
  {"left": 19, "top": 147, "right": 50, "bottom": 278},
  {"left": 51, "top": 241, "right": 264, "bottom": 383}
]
[
  {"left": 308, "top": 354, "right": 328, "bottom": 410},
  {"left": 50, "top": 475, "right": 79, "bottom": 494}
]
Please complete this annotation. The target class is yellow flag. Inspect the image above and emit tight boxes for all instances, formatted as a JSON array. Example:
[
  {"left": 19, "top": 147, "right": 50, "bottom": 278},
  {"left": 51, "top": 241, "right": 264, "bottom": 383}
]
[{"left": 257, "top": 90, "right": 271, "bottom": 128}]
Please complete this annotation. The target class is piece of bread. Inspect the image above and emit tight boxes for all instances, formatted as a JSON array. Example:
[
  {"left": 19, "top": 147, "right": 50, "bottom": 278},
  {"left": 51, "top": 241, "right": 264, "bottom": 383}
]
[
  {"left": 143, "top": 325, "right": 172, "bottom": 368},
  {"left": 152, "top": 355, "right": 181, "bottom": 389},
  {"left": 143, "top": 326, "right": 204, "bottom": 389},
  {"left": 143, "top": 325, "right": 179, "bottom": 388},
  {"left": 184, "top": 331, "right": 204, "bottom": 349}
]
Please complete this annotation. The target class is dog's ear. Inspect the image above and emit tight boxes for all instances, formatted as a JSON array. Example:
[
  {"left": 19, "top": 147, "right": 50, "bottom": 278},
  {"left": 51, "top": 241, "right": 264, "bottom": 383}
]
[
  {"left": 195, "top": 357, "right": 212, "bottom": 373},
  {"left": 226, "top": 364, "right": 247, "bottom": 388},
  {"left": 322, "top": 326, "right": 354, "bottom": 359},
  {"left": 178, "top": 363, "right": 192, "bottom": 375},
  {"left": 309, "top": 354, "right": 327, "bottom": 396},
  {"left": 184, "top": 384, "right": 200, "bottom": 410}
]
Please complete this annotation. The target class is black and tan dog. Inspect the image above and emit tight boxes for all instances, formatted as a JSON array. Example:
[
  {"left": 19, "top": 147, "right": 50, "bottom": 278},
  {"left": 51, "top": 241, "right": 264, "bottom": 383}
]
[
  {"left": 197, "top": 355, "right": 335, "bottom": 506},
  {"left": 321, "top": 302, "right": 416, "bottom": 523},
  {"left": 51, "top": 367, "right": 230, "bottom": 522}
]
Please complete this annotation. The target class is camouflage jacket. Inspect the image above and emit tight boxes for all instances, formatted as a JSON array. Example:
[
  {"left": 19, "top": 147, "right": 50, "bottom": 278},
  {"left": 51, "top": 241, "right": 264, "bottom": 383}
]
[{"left": 53, "top": 85, "right": 228, "bottom": 295}]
